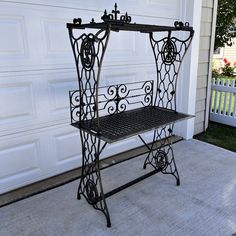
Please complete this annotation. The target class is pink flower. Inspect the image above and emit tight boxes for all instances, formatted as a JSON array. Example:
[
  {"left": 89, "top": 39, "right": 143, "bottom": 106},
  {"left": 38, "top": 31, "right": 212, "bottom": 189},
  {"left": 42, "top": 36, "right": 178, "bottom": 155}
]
[
  {"left": 224, "top": 58, "right": 228, "bottom": 63},
  {"left": 226, "top": 62, "right": 231, "bottom": 66}
]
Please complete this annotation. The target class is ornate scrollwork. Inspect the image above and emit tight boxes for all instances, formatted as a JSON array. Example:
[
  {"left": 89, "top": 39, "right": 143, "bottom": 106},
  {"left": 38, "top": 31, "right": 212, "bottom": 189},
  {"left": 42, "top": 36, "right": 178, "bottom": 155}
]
[
  {"left": 85, "top": 179, "right": 99, "bottom": 204},
  {"left": 161, "top": 39, "right": 177, "bottom": 65},
  {"left": 80, "top": 34, "right": 96, "bottom": 71},
  {"left": 70, "top": 80, "right": 153, "bottom": 122},
  {"left": 117, "top": 84, "right": 128, "bottom": 98},
  {"left": 154, "top": 150, "right": 168, "bottom": 170},
  {"left": 107, "top": 101, "right": 116, "bottom": 115},
  {"left": 150, "top": 30, "right": 193, "bottom": 110},
  {"left": 70, "top": 90, "right": 80, "bottom": 106},
  {"left": 143, "top": 81, "right": 152, "bottom": 94},
  {"left": 107, "top": 85, "right": 116, "bottom": 98},
  {"left": 71, "top": 107, "right": 80, "bottom": 123},
  {"left": 117, "top": 99, "right": 127, "bottom": 113},
  {"left": 143, "top": 94, "right": 152, "bottom": 106}
]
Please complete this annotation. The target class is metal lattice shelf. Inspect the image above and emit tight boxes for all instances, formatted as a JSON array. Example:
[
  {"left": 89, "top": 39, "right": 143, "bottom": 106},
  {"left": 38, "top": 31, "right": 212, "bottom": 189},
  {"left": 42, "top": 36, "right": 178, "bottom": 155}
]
[
  {"left": 72, "top": 106, "right": 192, "bottom": 143},
  {"left": 67, "top": 3, "right": 194, "bottom": 228}
]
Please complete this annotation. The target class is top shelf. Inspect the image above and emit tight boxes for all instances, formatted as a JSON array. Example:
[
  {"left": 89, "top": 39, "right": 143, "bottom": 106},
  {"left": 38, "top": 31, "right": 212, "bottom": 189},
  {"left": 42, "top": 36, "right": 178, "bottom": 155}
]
[
  {"left": 67, "top": 3, "right": 194, "bottom": 34},
  {"left": 67, "top": 21, "right": 194, "bottom": 33}
]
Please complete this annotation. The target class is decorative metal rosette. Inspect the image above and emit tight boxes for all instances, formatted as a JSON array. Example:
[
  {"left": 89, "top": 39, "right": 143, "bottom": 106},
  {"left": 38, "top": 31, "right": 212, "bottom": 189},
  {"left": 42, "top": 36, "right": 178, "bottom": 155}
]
[
  {"left": 154, "top": 150, "right": 168, "bottom": 170},
  {"left": 80, "top": 34, "right": 96, "bottom": 70},
  {"left": 85, "top": 179, "right": 99, "bottom": 205},
  {"left": 161, "top": 39, "right": 177, "bottom": 65}
]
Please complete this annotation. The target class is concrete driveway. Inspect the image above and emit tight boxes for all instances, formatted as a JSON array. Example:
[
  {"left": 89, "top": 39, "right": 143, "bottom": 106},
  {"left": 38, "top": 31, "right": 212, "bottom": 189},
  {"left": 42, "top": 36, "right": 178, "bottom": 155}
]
[{"left": 0, "top": 139, "right": 236, "bottom": 236}]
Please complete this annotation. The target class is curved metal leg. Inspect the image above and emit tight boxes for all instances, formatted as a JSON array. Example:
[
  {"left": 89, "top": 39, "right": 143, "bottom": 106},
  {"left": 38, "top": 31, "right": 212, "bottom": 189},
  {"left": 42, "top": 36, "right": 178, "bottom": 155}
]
[{"left": 77, "top": 131, "right": 111, "bottom": 227}]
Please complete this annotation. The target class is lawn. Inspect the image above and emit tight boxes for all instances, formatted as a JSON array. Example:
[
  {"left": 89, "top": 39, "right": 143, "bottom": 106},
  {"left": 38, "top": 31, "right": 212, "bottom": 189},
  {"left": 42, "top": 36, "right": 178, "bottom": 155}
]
[{"left": 194, "top": 122, "right": 236, "bottom": 152}]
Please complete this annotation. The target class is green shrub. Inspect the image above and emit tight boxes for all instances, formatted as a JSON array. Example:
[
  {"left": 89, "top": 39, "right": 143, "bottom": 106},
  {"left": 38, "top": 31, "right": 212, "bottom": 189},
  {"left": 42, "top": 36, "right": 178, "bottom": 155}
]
[{"left": 212, "top": 68, "right": 220, "bottom": 78}]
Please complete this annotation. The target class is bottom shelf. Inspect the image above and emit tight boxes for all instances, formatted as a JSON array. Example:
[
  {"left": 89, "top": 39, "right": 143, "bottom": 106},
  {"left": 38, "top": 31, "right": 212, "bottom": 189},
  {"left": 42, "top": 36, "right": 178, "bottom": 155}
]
[{"left": 72, "top": 106, "right": 194, "bottom": 143}]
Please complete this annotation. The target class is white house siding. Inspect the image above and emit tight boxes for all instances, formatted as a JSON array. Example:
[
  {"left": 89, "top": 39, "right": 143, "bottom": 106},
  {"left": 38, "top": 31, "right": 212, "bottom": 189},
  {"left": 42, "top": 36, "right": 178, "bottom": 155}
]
[
  {"left": 0, "top": 0, "right": 199, "bottom": 193},
  {"left": 194, "top": 0, "right": 214, "bottom": 135},
  {"left": 213, "top": 38, "right": 236, "bottom": 69},
  {"left": 221, "top": 39, "right": 236, "bottom": 64}
]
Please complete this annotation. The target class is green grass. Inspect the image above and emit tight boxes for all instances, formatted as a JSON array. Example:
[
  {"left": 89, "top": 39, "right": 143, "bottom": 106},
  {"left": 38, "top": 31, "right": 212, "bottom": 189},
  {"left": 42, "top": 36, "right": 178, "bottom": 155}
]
[{"left": 194, "top": 122, "right": 236, "bottom": 152}]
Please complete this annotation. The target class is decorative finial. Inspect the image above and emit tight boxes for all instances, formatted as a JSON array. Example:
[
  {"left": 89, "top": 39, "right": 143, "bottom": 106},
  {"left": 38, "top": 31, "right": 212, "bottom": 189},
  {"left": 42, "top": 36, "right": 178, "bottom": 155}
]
[
  {"left": 101, "top": 3, "right": 132, "bottom": 23},
  {"left": 101, "top": 9, "right": 108, "bottom": 21},
  {"left": 73, "top": 18, "right": 82, "bottom": 25},
  {"left": 174, "top": 21, "right": 190, "bottom": 29},
  {"left": 112, "top": 3, "right": 120, "bottom": 20}
]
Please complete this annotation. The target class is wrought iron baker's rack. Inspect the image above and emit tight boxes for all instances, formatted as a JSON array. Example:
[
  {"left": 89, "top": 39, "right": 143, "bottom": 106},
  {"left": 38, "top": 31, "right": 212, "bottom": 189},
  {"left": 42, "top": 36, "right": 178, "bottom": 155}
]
[{"left": 67, "top": 3, "right": 194, "bottom": 227}]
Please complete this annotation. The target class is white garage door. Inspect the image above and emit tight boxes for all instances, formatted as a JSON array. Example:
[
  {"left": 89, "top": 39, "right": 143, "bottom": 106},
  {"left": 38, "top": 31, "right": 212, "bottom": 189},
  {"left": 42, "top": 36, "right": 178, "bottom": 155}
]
[{"left": 0, "top": 0, "right": 189, "bottom": 194}]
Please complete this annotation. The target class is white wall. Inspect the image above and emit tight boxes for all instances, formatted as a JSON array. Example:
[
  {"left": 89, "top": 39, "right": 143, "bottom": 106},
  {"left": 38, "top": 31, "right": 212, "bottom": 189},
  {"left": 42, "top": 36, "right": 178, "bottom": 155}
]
[{"left": 0, "top": 0, "right": 198, "bottom": 193}]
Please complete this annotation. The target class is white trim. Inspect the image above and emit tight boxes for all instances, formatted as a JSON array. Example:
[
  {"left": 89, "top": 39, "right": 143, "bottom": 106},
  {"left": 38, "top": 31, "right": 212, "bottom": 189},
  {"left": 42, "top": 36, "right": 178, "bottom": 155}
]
[
  {"left": 205, "top": 0, "right": 218, "bottom": 130},
  {"left": 176, "top": 0, "right": 202, "bottom": 139}
]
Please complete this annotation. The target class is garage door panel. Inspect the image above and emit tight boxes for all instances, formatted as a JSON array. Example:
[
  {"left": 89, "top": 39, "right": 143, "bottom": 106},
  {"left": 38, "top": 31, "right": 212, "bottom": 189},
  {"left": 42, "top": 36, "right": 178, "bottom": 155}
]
[
  {"left": 49, "top": 79, "right": 77, "bottom": 114},
  {"left": 0, "top": 138, "right": 41, "bottom": 194},
  {"left": 0, "top": 141, "right": 40, "bottom": 179},
  {"left": 42, "top": 18, "right": 72, "bottom": 56},
  {"left": 0, "top": 83, "right": 35, "bottom": 123},
  {"left": 0, "top": 15, "right": 27, "bottom": 57},
  {"left": 54, "top": 131, "right": 81, "bottom": 163}
]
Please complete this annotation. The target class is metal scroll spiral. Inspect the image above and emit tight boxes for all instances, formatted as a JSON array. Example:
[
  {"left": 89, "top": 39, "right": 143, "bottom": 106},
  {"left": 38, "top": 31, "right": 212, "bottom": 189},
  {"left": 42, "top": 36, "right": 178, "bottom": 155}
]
[
  {"left": 107, "top": 86, "right": 116, "bottom": 114},
  {"left": 116, "top": 84, "right": 128, "bottom": 113},
  {"left": 69, "top": 91, "right": 81, "bottom": 123},
  {"left": 80, "top": 35, "right": 96, "bottom": 71},
  {"left": 161, "top": 39, "right": 177, "bottom": 65},
  {"left": 106, "top": 84, "right": 129, "bottom": 114},
  {"left": 85, "top": 179, "right": 99, "bottom": 205},
  {"left": 117, "top": 84, "right": 129, "bottom": 99},
  {"left": 142, "top": 81, "right": 153, "bottom": 106},
  {"left": 154, "top": 150, "right": 168, "bottom": 170}
]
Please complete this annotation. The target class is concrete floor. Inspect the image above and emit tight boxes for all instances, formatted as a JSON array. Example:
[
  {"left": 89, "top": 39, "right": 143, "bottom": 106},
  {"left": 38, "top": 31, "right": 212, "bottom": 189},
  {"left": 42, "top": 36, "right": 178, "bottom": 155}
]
[{"left": 0, "top": 139, "right": 236, "bottom": 236}]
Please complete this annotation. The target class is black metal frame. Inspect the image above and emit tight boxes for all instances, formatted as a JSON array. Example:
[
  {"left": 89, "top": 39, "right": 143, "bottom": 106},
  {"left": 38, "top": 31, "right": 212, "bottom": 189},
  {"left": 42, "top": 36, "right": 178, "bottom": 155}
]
[{"left": 67, "top": 3, "right": 194, "bottom": 227}]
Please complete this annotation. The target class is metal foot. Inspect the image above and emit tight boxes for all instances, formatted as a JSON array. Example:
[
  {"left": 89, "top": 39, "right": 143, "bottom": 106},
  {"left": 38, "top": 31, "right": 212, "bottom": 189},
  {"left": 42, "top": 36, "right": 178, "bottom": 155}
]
[
  {"left": 107, "top": 219, "right": 111, "bottom": 228},
  {"left": 77, "top": 190, "right": 81, "bottom": 200},
  {"left": 176, "top": 178, "right": 180, "bottom": 186}
]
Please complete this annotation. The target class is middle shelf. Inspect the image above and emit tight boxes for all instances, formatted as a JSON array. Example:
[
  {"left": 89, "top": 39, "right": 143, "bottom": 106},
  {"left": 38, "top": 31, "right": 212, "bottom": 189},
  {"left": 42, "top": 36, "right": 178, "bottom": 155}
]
[
  {"left": 69, "top": 80, "right": 194, "bottom": 143},
  {"left": 71, "top": 106, "right": 193, "bottom": 143}
]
